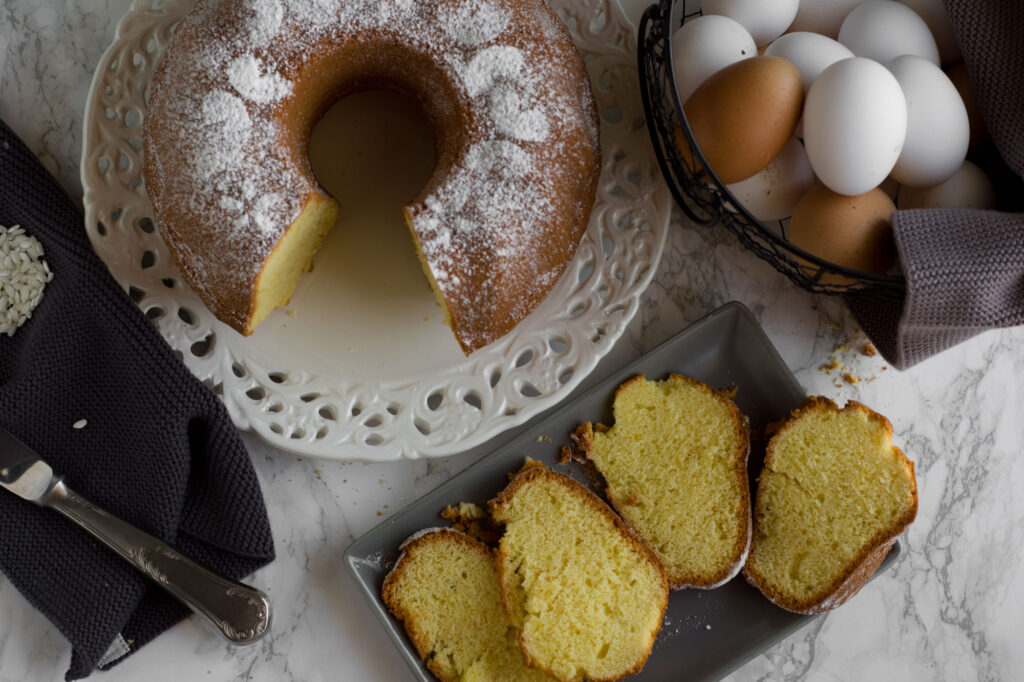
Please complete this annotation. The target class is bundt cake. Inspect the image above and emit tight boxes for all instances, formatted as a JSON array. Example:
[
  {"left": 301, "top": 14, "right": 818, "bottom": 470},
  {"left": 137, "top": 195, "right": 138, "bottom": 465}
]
[
  {"left": 381, "top": 528, "right": 549, "bottom": 682},
  {"left": 743, "top": 397, "right": 918, "bottom": 614},
  {"left": 565, "top": 373, "right": 752, "bottom": 589},
  {"left": 489, "top": 465, "right": 668, "bottom": 682},
  {"left": 143, "top": 0, "right": 601, "bottom": 353}
]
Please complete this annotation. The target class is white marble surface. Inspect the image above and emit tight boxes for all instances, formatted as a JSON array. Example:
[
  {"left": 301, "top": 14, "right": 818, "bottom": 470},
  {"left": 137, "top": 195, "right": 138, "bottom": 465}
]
[{"left": 2, "top": 1, "right": 1023, "bottom": 681}]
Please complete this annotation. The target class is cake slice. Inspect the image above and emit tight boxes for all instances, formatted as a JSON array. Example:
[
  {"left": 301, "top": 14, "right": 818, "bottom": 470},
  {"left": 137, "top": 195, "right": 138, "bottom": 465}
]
[
  {"left": 743, "top": 397, "right": 918, "bottom": 614},
  {"left": 565, "top": 374, "right": 752, "bottom": 589},
  {"left": 489, "top": 465, "right": 668, "bottom": 682},
  {"left": 381, "top": 528, "right": 549, "bottom": 682}
]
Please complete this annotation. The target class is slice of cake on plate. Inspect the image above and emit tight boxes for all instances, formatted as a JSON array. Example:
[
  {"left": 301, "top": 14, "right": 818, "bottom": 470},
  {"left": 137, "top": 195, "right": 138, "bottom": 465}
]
[
  {"left": 743, "top": 396, "right": 918, "bottom": 614},
  {"left": 565, "top": 373, "right": 752, "bottom": 589}
]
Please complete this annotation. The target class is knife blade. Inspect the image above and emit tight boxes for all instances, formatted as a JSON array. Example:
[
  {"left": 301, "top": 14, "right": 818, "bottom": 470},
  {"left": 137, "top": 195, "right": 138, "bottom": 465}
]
[{"left": 0, "top": 426, "right": 271, "bottom": 644}]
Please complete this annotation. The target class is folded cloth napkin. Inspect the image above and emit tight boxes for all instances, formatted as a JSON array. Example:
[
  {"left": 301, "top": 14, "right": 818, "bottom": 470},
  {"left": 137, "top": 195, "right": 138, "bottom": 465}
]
[
  {"left": 0, "top": 120, "right": 274, "bottom": 679},
  {"left": 848, "top": 0, "right": 1024, "bottom": 369}
]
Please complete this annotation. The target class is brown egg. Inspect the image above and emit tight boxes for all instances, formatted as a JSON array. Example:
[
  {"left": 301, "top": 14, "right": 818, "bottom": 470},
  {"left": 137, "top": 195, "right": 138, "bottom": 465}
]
[
  {"left": 681, "top": 56, "right": 803, "bottom": 184},
  {"left": 788, "top": 186, "right": 897, "bottom": 283}
]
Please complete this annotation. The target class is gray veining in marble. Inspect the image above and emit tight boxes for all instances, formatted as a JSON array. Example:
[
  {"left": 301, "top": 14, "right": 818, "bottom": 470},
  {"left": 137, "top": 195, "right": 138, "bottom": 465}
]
[{"left": 2, "top": 1, "right": 1023, "bottom": 681}]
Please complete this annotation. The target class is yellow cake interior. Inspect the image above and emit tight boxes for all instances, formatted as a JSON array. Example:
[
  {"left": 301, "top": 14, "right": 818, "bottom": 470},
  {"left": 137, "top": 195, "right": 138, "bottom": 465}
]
[
  {"left": 248, "top": 195, "right": 339, "bottom": 334},
  {"left": 751, "top": 405, "right": 916, "bottom": 601},
  {"left": 584, "top": 375, "right": 749, "bottom": 585}
]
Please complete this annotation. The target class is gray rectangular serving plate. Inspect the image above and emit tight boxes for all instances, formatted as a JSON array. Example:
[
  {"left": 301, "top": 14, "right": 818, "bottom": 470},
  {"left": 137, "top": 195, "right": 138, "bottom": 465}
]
[{"left": 343, "top": 301, "right": 902, "bottom": 681}]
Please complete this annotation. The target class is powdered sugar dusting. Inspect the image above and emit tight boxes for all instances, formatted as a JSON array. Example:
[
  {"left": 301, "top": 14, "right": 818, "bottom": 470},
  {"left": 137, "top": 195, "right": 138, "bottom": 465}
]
[
  {"left": 227, "top": 55, "right": 293, "bottom": 104},
  {"left": 145, "top": 0, "right": 599, "bottom": 343}
]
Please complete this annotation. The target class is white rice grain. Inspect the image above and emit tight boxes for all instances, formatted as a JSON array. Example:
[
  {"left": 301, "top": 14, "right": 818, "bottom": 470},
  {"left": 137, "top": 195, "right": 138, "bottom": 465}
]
[{"left": 0, "top": 224, "right": 53, "bottom": 336}]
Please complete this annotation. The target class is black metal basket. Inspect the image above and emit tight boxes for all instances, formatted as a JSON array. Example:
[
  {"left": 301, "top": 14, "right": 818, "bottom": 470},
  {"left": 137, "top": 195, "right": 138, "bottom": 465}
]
[{"left": 637, "top": 0, "right": 907, "bottom": 300}]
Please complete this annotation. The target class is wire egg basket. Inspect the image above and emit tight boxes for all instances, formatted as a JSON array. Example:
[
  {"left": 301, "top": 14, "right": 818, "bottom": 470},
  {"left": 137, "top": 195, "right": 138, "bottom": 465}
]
[{"left": 637, "top": 0, "right": 906, "bottom": 299}]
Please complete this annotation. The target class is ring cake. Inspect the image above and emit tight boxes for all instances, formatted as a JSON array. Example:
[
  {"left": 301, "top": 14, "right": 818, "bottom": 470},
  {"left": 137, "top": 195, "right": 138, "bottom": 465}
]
[{"left": 143, "top": 0, "right": 601, "bottom": 353}]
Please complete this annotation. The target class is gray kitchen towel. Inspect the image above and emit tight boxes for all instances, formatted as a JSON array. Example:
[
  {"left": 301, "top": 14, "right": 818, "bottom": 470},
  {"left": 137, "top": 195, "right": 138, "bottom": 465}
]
[
  {"left": 0, "top": 118, "right": 275, "bottom": 680},
  {"left": 848, "top": 0, "right": 1024, "bottom": 368}
]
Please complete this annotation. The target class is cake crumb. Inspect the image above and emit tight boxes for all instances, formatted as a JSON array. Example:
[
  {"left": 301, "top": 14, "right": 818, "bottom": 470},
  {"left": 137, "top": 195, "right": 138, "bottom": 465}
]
[
  {"left": 705, "top": 624, "right": 712, "bottom": 631},
  {"left": 861, "top": 342, "right": 877, "bottom": 357},
  {"left": 286, "top": 309, "right": 298, "bottom": 319},
  {"left": 535, "top": 434, "right": 552, "bottom": 443},
  {"left": 843, "top": 373, "right": 860, "bottom": 385},
  {"left": 72, "top": 419, "right": 87, "bottom": 429}
]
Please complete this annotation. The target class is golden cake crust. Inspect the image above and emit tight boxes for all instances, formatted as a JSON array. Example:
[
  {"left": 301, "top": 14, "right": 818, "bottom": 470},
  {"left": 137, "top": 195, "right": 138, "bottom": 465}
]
[
  {"left": 742, "top": 396, "right": 918, "bottom": 615},
  {"left": 143, "top": 0, "right": 601, "bottom": 350}
]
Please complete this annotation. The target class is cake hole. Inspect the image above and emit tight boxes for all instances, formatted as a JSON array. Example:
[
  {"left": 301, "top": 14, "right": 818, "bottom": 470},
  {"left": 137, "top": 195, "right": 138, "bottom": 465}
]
[
  {"left": 246, "top": 386, "right": 266, "bottom": 401},
  {"left": 105, "top": 107, "right": 116, "bottom": 120},
  {"left": 125, "top": 110, "right": 141, "bottom": 128},
  {"left": 489, "top": 369, "right": 502, "bottom": 388},
  {"left": 558, "top": 369, "right": 575, "bottom": 385},
  {"left": 607, "top": 304, "right": 627, "bottom": 316},
  {"left": 138, "top": 217, "right": 155, "bottom": 233},
  {"left": 119, "top": 152, "right": 131, "bottom": 171},
  {"left": 386, "top": 403, "right": 399, "bottom": 415},
  {"left": 141, "top": 250, "right": 156, "bottom": 269},
  {"left": 599, "top": 106, "right": 623, "bottom": 124},
  {"left": 290, "top": 428, "right": 305, "bottom": 440},
  {"left": 639, "top": 221, "right": 652, "bottom": 232},
  {"left": 427, "top": 392, "right": 443, "bottom": 411},
  {"left": 569, "top": 302, "right": 587, "bottom": 317},
  {"left": 515, "top": 349, "right": 534, "bottom": 368},
  {"left": 363, "top": 415, "right": 382, "bottom": 428},
  {"left": 128, "top": 285, "right": 145, "bottom": 302},
  {"left": 96, "top": 221, "right": 107, "bottom": 236},
  {"left": 505, "top": 406, "right": 519, "bottom": 417},
  {"left": 161, "top": 277, "right": 176, "bottom": 289},
  {"left": 599, "top": 70, "right": 612, "bottom": 90},
  {"left": 267, "top": 402, "right": 283, "bottom": 413},
  {"left": 365, "top": 434, "right": 383, "bottom": 446},
  {"left": 315, "top": 426, "right": 328, "bottom": 440},
  {"left": 519, "top": 383, "right": 541, "bottom": 398},
  {"left": 270, "top": 423, "right": 283, "bottom": 435},
  {"left": 132, "top": 52, "right": 144, "bottom": 67},
  {"left": 319, "top": 405, "right": 337, "bottom": 421},
  {"left": 300, "top": 392, "right": 319, "bottom": 403},
  {"left": 231, "top": 362, "right": 246, "bottom": 378},
  {"left": 351, "top": 404, "right": 363, "bottom": 417},
  {"left": 146, "top": 38, "right": 157, "bottom": 53},
  {"left": 589, "top": 10, "right": 607, "bottom": 32},
  {"left": 97, "top": 157, "right": 111, "bottom": 173},
  {"left": 129, "top": 176, "right": 142, "bottom": 189},
  {"left": 212, "top": 382, "right": 223, "bottom": 396},
  {"left": 268, "top": 372, "right": 286, "bottom": 384},
  {"left": 577, "top": 261, "right": 595, "bottom": 283},
  {"left": 190, "top": 333, "right": 215, "bottom": 357},
  {"left": 548, "top": 336, "right": 568, "bottom": 354},
  {"left": 105, "top": 85, "right": 114, "bottom": 96},
  {"left": 463, "top": 391, "right": 482, "bottom": 410},
  {"left": 111, "top": 207, "right": 123, "bottom": 222},
  {"left": 176, "top": 306, "right": 194, "bottom": 324},
  {"left": 613, "top": 266, "right": 624, "bottom": 281},
  {"left": 145, "top": 306, "right": 164, "bottom": 320},
  {"left": 129, "top": 137, "right": 143, "bottom": 151},
  {"left": 596, "top": 285, "right": 610, "bottom": 299},
  {"left": 414, "top": 419, "right": 431, "bottom": 435}
]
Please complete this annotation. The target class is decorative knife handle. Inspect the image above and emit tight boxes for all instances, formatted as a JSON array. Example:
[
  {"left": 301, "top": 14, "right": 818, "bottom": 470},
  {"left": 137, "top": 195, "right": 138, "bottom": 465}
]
[{"left": 42, "top": 480, "right": 271, "bottom": 644}]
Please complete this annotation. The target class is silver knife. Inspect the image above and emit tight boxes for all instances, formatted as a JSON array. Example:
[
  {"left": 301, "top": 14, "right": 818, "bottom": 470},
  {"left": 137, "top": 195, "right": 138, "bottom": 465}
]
[{"left": 0, "top": 426, "right": 271, "bottom": 644}]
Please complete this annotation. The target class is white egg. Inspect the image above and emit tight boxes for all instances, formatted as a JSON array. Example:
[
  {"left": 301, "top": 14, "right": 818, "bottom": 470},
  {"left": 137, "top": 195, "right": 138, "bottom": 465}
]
[
  {"left": 888, "top": 54, "right": 968, "bottom": 188},
  {"left": 804, "top": 58, "right": 908, "bottom": 196},
  {"left": 701, "top": 0, "right": 799, "bottom": 47},
  {"left": 764, "top": 32, "right": 855, "bottom": 92},
  {"left": 671, "top": 15, "right": 757, "bottom": 102},
  {"left": 726, "top": 137, "right": 817, "bottom": 221},
  {"left": 900, "top": 0, "right": 961, "bottom": 64},
  {"left": 788, "top": 0, "right": 869, "bottom": 38},
  {"left": 765, "top": 33, "right": 854, "bottom": 138},
  {"left": 897, "top": 161, "right": 996, "bottom": 209},
  {"left": 838, "top": 0, "right": 940, "bottom": 66}
]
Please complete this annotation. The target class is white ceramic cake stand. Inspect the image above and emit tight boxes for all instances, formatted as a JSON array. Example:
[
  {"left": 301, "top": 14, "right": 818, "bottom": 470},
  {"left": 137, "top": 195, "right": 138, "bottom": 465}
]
[{"left": 80, "top": 0, "right": 671, "bottom": 461}]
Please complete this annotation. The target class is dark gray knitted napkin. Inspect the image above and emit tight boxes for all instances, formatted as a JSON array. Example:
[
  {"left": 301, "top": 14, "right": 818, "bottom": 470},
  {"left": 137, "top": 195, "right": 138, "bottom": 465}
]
[
  {"left": 0, "top": 119, "right": 275, "bottom": 679},
  {"left": 848, "top": 0, "right": 1024, "bottom": 368}
]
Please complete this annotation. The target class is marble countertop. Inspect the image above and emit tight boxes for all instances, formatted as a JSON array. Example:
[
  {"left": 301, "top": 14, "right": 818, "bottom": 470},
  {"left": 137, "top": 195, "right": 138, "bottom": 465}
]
[{"left": 2, "top": 1, "right": 1022, "bottom": 680}]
